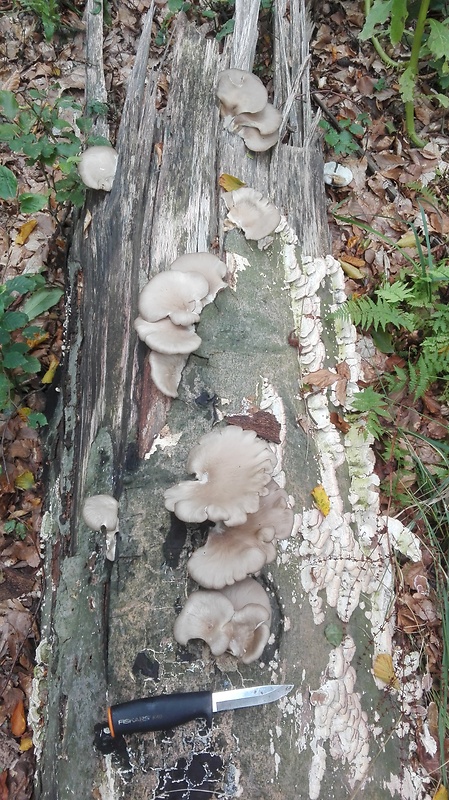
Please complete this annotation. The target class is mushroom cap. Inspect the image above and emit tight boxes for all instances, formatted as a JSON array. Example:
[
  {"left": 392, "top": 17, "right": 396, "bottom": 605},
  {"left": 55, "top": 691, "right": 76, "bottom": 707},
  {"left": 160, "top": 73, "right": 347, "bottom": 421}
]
[
  {"left": 82, "top": 494, "right": 119, "bottom": 532},
  {"left": 255, "top": 479, "right": 294, "bottom": 540},
  {"left": 217, "top": 69, "right": 268, "bottom": 116},
  {"left": 149, "top": 351, "right": 187, "bottom": 398},
  {"left": 238, "top": 126, "right": 280, "bottom": 153},
  {"left": 187, "top": 526, "right": 276, "bottom": 589},
  {"left": 173, "top": 590, "right": 234, "bottom": 655},
  {"left": 77, "top": 146, "right": 118, "bottom": 191},
  {"left": 233, "top": 104, "right": 282, "bottom": 136},
  {"left": 164, "top": 426, "right": 277, "bottom": 527},
  {"left": 138, "top": 270, "right": 209, "bottom": 326},
  {"left": 133, "top": 316, "right": 201, "bottom": 355},
  {"left": 225, "top": 605, "right": 271, "bottom": 664},
  {"left": 221, "top": 577, "right": 272, "bottom": 616},
  {"left": 223, "top": 187, "right": 281, "bottom": 240},
  {"left": 169, "top": 253, "right": 227, "bottom": 305}
]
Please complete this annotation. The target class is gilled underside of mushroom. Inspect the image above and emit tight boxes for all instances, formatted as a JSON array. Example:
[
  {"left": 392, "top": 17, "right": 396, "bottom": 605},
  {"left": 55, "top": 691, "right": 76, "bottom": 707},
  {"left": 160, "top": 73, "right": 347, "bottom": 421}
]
[
  {"left": 223, "top": 187, "right": 281, "bottom": 241},
  {"left": 134, "top": 253, "right": 227, "bottom": 397}
]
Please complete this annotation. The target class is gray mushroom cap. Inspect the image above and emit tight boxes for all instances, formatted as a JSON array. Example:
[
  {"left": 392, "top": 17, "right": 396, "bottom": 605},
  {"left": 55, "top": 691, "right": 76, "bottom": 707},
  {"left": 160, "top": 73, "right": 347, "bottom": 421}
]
[
  {"left": 149, "top": 351, "right": 187, "bottom": 398},
  {"left": 77, "top": 145, "right": 118, "bottom": 191},
  {"left": 221, "top": 579, "right": 272, "bottom": 664},
  {"left": 217, "top": 69, "right": 268, "bottom": 116},
  {"left": 133, "top": 316, "right": 201, "bottom": 355},
  {"left": 223, "top": 187, "right": 281, "bottom": 240},
  {"left": 187, "top": 525, "right": 276, "bottom": 589},
  {"left": 173, "top": 590, "right": 234, "bottom": 656},
  {"left": 233, "top": 104, "right": 282, "bottom": 136},
  {"left": 82, "top": 494, "right": 119, "bottom": 532},
  {"left": 169, "top": 253, "right": 227, "bottom": 305},
  {"left": 164, "top": 426, "right": 277, "bottom": 527},
  {"left": 138, "top": 270, "right": 209, "bottom": 326},
  {"left": 237, "top": 126, "right": 280, "bottom": 153}
]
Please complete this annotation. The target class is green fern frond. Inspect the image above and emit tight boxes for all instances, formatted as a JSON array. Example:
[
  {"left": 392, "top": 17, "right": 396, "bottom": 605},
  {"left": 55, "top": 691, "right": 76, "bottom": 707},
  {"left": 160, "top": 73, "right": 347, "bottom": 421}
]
[
  {"left": 343, "top": 295, "right": 416, "bottom": 332},
  {"left": 376, "top": 281, "right": 415, "bottom": 303}
]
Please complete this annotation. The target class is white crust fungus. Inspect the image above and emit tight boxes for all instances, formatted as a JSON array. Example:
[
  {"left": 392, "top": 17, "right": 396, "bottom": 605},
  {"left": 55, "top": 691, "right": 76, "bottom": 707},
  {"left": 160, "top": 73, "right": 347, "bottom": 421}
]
[
  {"left": 217, "top": 69, "right": 281, "bottom": 152},
  {"left": 134, "top": 253, "right": 227, "bottom": 397},
  {"left": 223, "top": 187, "right": 281, "bottom": 241},
  {"left": 173, "top": 578, "right": 272, "bottom": 664},
  {"left": 77, "top": 145, "right": 118, "bottom": 191},
  {"left": 81, "top": 494, "right": 119, "bottom": 561},
  {"left": 164, "top": 426, "right": 276, "bottom": 527}
]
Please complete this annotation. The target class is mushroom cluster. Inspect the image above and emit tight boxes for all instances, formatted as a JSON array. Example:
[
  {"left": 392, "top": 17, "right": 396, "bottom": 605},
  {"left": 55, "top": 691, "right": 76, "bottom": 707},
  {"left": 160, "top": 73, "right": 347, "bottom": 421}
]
[
  {"left": 223, "top": 187, "right": 281, "bottom": 241},
  {"left": 217, "top": 69, "right": 282, "bottom": 152},
  {"left": 174, "top": 578, "right": 272, "bottom": 664},
  {"left": 166, "top": 425, "right": 293, "bottom": 662},
  {"left": 134, "top": 253, "right": 227, "bottom": 397},
  {"left": 78, "top": 145, "right": 118, "bottom": 191}
]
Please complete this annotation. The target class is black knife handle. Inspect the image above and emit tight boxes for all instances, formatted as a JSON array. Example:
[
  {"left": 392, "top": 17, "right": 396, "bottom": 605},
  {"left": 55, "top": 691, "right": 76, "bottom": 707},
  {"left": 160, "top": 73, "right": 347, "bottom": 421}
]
[{"left": 108, "top": 691, "right": 213, "bottom": 736}]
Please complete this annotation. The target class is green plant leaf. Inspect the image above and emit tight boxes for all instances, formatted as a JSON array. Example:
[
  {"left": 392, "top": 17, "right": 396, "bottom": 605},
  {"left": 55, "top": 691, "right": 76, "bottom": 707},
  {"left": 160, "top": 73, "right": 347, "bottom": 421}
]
[
  {"left": 371, "top": 328, "right": 395, "bottom": 353},
  {"left": 22, "top": 287, "right": 63, "bottom": 320},
  {"left": 0, "top": 372, "right": 12, "bottom": 408},
  {"left": 2, "top": 310, "right": 29, "bottom": 331},
  {"left": 0, "top": 123, "right": 21, "bottom": 141},
  {"left": 324, "top": 622, "right": 344, "bottom": 647},
  {"left": 3, "top": 346, "right": 29, "bottom": 369},
  {"left": 19, "top": 192, "right": 48, "bottom": 213},
  {"left": 398, "top": 65, "right": 415, "bottom": 103},
  {"left": 27, "top": 411, "right": 47, "bottom": 428},
  {"left": 0, "top": 165, "right": 18, "bottom": 200},
  {"left": 0, "top": 90, "right": 19, "bottom": 120},
  {"left": 390, "top": 0, "right": 407, "bottom": 45},
  {"left": 427, "top": 19, "right": 449, "bottom": 62},
  {"left": 359, "top": 0, "right": 392, "bottom": 40},
  {"left": 216, "top": 18, "right": 235, "bottom": 41},
  {"left": 21, "top": 354, "right": 41, "bottom": 373}
]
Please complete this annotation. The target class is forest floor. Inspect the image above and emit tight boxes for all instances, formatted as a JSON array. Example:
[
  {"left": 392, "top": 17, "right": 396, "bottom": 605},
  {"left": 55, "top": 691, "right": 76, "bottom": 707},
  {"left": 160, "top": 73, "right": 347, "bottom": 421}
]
[{"left": 0, "top": 1, "right": 448, "bottom": 798}]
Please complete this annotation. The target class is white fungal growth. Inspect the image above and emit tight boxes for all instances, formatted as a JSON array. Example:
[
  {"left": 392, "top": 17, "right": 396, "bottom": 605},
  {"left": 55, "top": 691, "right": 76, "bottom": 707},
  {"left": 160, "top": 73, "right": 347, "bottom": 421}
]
[{"left": 309, "top": 636, "right": 371, "bottom": 798}]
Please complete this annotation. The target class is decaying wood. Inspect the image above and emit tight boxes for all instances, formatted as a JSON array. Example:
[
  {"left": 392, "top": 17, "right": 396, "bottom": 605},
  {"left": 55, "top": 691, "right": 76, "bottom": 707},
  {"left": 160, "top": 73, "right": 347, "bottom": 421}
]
[{"left": 36, "top": 2, "right": 418, "bottom": 799}]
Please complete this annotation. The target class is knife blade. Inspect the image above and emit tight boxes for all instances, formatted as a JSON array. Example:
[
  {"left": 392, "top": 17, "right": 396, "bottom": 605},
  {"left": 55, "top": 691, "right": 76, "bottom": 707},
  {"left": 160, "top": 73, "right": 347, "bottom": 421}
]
[{"left": 103, "top": 684, "right": 293, "bottom": 739}]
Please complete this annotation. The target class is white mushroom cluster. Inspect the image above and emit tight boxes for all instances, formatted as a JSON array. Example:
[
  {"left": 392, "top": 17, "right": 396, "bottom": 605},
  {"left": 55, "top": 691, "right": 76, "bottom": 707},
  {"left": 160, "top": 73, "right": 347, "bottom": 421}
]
[
  {"left": 173, "top": 578, "right": 272, "bottom": 664},
  {"left": 223, "top": 187, "right": 281, "bottom": 241},
  {"left": 217, "top": 69, "right": 282, "bottom": 152},
  {"left": 134, "top": 253, "right": 227, "bottom": 397},
  {"left": 166, "top": 426, "right": 294, "bottom": 663},
  {"left": 77, "top": 145, "right": 118, "bottom": 191}
]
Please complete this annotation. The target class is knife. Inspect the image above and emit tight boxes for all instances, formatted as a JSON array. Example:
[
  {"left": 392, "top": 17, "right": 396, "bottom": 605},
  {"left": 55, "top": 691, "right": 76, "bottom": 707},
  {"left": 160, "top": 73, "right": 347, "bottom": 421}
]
[{"left": 95, "top": 684, "right": 293, "bottom": 750}]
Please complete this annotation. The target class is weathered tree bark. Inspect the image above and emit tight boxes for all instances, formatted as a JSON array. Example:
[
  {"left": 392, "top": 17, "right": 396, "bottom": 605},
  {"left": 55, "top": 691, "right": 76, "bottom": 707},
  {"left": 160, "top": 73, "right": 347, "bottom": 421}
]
[{"left": 35, "top": 2, "right": 422, "bottom": 799}]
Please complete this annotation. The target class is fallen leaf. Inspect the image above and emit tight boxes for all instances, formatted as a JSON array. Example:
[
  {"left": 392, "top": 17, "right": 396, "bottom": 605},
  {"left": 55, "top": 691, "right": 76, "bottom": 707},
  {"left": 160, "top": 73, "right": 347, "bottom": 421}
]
[
  {"left": 336, "top": 361, "right": 351, "bottom": 379},
  {"left": 396, "top": 231, "right": 418, "bottom": 248},
  {"left": 219, "top": 173, "right": 246, "bottom": 192},
  {"left": 83, "top": 209, "right": 92, "bottom": 234},
  {"left": 373, "top": 653, "right": 400, "bottom": 689},
  {"left": 19, "top": 737, "right": 33, "bottom": 752},
  {"left": 303, "top": 369, "right": 339, "bottom": 389},
  {"left": 15, "top": 471, "right": 35, "bottom": 491},
  {"left": 433, "top": 787, "right": 448, "bottom": 800},
  {"left": 15, "top": 220, "right": 37, "bottom": 246},
  {"left": 10, "top": 699, "right": 26, "bottom": 737},
  {"left": 41, "top": 354, "right": 59, "bottom": 384},
  {"left": 329, "top": 411, "right": 350, "bottom": 433},
  {"left": 340, "top": 260, "right": 365, "bottom": 279},
  {"left": 324, "top": 622, "right": 343, "bottom": 646},
  {"left": 311, "top": 485, "right": 330, "bottom": 516},
  {"left": 0, "top": 771, "right": 7, "bottom": 800},
  {"left": 225, "top": 410, "right": 281, "bottom": 443}
]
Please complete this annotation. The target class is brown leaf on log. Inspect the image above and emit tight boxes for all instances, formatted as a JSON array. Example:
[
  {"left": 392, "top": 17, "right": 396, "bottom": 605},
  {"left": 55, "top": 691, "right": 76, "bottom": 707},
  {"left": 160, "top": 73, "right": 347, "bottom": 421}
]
[
  {"left": 330, "top": 411, "right": 350, "bottom": 433},
  {"left": 303, "top": 369, "right": 340, "bottom": 388},
  {"left": 225, "top": 410, "right": 281, "bottom": 444}
]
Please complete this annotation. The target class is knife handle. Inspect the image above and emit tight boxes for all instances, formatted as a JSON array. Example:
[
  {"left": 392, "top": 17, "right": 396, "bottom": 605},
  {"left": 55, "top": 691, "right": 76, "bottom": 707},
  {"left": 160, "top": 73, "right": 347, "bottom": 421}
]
[{"left": 108, "top": 691, "right": 213, "bottom": 736}]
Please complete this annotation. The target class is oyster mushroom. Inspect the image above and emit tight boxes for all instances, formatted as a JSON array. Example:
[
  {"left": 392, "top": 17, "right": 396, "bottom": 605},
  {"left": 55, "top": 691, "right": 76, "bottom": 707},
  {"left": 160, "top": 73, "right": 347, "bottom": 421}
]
[
  {"left": 237, "top": 126, "right": 280, "bottom": 153},
  {"left": 173, "top": 590, "right": 234, "bottom": 656},
  {"left": 223, "top": 187, "right": 281, "bottom": 241},
  {"left": 233, "top": 104, "right": 282, "bottom": 137},
  {"left": 164, "top": 426, "right": 277, "bottom": 527},
  {"left": 222, "top": 578, "right": 272, "bottom": 664},
  {"left": 187, "top": 481, "right": 293, "bottom": 588},
  {"left": 138, "top": 270, "right": 209, "bottom": 326},
  {"left": 169, "top": 253, "right": 227, "bottom": 306},
  {"left": 77, "top": 145, "right": 118, "bottom": 191},
  {"left": 148, "top": 351, "right": 188, "bottom": 398},
  {"left": 133, "top": 316, "right": 201, "bottom": 355},
  {"left": 81, "top": 494, "right": 119, "bottom": 561},
  {"left": 217, "top": 69, "right": 268, "bottom": 116}
]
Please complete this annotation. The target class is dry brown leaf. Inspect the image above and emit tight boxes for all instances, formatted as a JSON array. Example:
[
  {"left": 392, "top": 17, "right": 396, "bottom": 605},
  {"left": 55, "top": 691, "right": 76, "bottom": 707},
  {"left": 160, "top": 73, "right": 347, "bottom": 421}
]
[
  {"left": 10, "top": 699, "right": 26, "bottom": 737},
  {"left": 373, "top": 653, "right": 400, "bottom": 689},
  {"left": 303, "top": 369, "right": 339, "bottom": 388},
  {"left": 15, "top": 220, "right": 37, "bottom": 246},
  {"left": 433, "top": 787, "right": 448, "bottom": 800},
  {"left": 219, "top": 173, "right": 246, "bottom": 192},
  {"left": 329, "top": 411, "right": 350, "bottom": 433}
]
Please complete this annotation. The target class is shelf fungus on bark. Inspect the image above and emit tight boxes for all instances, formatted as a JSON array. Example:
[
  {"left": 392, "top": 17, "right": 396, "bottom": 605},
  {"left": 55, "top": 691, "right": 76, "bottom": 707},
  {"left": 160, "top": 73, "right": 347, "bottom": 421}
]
[
  {"left": 81, "top": 494, "right": 119, "bottom": 561},
  {"left": 217, "top": 69, "right": 281, "bottom": 152},
  {"left": 164, "top": 425, "right": 277, "bottom": 527},
  {"left": 134, "top": 253, "right": 227, "bottom": 397},
  {"left": 77, "top": 145, "right": 118, "bottom": 191},
  {"left": 187, "top": 480, "right": 293, "bottom": 589},
  {"left": 223, "top": 187, "right": 281, "bottom": 241},
  {"left": 173, "top": 578, "right": 272, "bottom": 664}
]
